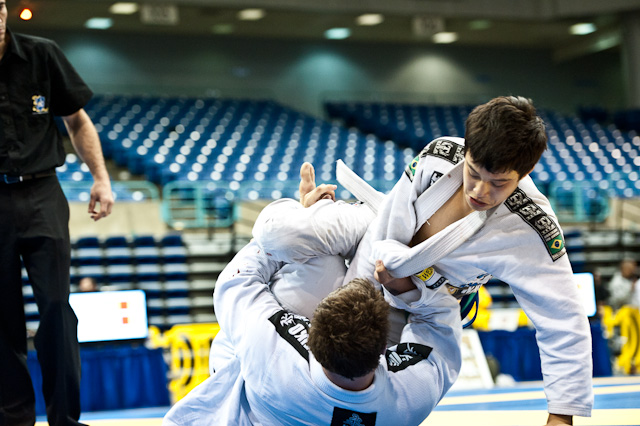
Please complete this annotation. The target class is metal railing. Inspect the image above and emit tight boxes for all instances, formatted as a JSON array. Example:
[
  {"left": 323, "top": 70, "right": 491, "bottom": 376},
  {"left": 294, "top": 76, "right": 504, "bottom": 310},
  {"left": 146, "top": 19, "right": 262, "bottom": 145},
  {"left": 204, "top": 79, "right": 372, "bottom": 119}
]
[{"left": 65, "top": 177, "right": 616, "bottom": 229}]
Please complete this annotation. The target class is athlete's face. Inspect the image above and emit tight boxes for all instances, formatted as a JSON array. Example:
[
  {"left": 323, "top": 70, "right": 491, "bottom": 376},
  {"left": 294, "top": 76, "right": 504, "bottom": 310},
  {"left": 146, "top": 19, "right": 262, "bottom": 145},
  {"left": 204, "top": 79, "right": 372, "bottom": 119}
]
[{"left": 463, "top": 152, "right": 523, "bottom": 212}]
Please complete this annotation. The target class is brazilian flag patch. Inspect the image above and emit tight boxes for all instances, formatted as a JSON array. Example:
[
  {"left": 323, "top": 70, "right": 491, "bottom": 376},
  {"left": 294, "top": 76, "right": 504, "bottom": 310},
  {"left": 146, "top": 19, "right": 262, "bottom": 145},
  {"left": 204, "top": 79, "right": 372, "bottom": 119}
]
[
  {"left": 505, "top": 188, "right": 567, "bottom": 262},
  {"left": 547, "top": 235, "right": 565, "bottom": 256},
  {"left": 404, "top": 154, "right": 420, "bottom": 181}
]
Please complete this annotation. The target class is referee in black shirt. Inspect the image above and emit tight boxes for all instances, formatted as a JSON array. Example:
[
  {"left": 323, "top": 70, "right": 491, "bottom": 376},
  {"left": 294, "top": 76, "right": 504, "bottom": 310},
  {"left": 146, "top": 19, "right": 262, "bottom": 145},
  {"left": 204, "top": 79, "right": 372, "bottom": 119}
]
[{"left": 0, "top": 2, "right": 114, "bottom": 425}]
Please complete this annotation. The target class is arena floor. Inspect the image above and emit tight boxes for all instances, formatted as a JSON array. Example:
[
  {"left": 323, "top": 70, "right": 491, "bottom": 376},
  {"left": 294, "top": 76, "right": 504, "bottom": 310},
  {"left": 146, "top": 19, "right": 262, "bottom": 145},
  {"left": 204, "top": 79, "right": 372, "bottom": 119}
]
[{"left": 35, "top": 376, "right": 640, "bottom": 426}]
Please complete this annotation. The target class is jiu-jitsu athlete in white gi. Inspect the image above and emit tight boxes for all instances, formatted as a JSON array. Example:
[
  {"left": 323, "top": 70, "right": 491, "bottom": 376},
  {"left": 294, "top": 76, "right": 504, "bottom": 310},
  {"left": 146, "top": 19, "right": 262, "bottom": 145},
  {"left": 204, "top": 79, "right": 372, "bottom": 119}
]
[
  {"left": 255, "top": 96, "right": 593, "bottom": 425},
  {"left": 163, "top": 233, "right": 462, "bottom": 425}
]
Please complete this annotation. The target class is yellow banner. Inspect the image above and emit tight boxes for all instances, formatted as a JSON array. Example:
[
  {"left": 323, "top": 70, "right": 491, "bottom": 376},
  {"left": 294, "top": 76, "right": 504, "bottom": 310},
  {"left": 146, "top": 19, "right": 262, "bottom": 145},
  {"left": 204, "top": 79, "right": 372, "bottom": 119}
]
[
  {"left": 148, "top": 323, "right": 220, "bottom": 402},
  {"left": 602, "top": 305, "right": 640, "bottom": 374}
]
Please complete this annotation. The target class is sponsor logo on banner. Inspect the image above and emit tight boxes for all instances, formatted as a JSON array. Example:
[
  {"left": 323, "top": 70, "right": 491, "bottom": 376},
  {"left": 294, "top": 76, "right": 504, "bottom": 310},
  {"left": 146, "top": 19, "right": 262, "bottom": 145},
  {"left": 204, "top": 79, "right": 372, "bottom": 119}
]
[{"left": 505, "top": 188, "right": 566, "bottom": 261}]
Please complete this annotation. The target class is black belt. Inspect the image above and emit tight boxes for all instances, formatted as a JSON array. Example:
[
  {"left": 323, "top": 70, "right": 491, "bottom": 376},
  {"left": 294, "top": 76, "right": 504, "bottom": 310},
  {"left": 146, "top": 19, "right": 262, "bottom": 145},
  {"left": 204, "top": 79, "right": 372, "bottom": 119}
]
[{"left": 0, "top": 170, "right": 56, "bottom": 184}]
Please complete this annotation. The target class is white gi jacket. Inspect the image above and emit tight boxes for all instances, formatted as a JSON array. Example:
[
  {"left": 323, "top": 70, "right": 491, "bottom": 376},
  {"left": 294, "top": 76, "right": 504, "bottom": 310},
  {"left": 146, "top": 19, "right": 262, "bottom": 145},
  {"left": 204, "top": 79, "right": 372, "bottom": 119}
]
[
  {"left": 164, "top": 242, "right": 462, "bottom": 426},
  {"left": 254, "top": 137, "right": 594, "bottom": 418}
]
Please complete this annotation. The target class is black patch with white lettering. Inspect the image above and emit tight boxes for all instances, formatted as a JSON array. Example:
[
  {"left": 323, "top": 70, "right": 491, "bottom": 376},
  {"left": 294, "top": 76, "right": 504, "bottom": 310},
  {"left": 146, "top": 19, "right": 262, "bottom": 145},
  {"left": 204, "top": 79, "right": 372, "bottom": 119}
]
[
  {"left": 269, "top": 310, "right": 311, "bottom": 361},
  {"left": 424, "top": 138, "right": 465, "bottom": 164},
  {"left": 429, "top": 171, "right": 444, "bottom": 187},
  {"left": 428, "top": 276, "right": 448, "bottom": 290},
  {"left": 330, "top": 407, "right": 377, "bottom": 426},
  {"left": 504, "top": 188, "right": 566, "bottom": 261},
  {"left": 385, "top": 343, "right": 433, "bottom": 372},
  {"left": 404, "top": 139, "right": 463, "bottom": 181}
]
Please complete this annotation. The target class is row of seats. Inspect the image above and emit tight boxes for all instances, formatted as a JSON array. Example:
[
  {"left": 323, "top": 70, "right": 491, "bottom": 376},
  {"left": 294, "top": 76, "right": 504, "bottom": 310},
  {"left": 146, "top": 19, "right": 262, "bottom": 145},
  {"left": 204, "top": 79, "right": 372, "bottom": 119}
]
[
  {"left": 326, "top": 101, "right": 640, "bottom": 198},
  {"left": 80, "top": 96, "right": 416, "bottom": 196},
  {"left": 325, "top": 101, "right": 471, "bottom": 150},
  {"left": 52, "top": 95, "right": 640, "bottom": 211}
]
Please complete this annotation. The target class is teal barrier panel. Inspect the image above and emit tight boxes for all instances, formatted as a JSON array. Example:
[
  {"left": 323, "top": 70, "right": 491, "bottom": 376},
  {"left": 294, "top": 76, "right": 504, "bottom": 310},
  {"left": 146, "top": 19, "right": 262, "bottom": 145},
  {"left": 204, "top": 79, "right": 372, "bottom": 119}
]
[
  {"left": 61, "top": 180, "right": 160, "bottom": 202},
  {"left": 548, "top": 180, "right": 610, "bottom": 223}
]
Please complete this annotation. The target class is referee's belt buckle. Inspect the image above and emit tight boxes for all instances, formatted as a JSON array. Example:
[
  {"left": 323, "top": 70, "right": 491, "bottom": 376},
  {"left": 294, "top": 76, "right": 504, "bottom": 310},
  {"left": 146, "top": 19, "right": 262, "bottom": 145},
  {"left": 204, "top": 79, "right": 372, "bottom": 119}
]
[{"left": 2, "top": 174, "right": 23, "bottom": 184}]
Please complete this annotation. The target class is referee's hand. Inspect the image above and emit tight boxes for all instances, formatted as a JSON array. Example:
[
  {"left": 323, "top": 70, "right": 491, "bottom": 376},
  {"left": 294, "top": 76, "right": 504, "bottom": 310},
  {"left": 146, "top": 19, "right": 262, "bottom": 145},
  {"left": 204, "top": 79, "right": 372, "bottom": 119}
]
[{"left": 88, "top": 180, "right": 114, "bottom": 221}]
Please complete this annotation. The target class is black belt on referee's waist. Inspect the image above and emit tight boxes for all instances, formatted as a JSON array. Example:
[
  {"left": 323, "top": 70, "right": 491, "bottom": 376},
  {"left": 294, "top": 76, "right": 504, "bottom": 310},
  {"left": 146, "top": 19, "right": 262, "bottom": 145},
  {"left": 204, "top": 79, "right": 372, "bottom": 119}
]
[{"left": 0, "top": 170, "right": 57, "bottom": 184}]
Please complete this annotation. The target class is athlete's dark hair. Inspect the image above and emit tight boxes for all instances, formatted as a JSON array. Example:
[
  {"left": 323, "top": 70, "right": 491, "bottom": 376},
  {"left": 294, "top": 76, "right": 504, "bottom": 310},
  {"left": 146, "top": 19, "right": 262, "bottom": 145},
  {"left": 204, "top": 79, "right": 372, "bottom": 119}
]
[
  {"left": 464, "top": 96, "right": 547, "bottom": 177},
  {"left": 308, "top": 278, "right": 390, "bottom": 380}
]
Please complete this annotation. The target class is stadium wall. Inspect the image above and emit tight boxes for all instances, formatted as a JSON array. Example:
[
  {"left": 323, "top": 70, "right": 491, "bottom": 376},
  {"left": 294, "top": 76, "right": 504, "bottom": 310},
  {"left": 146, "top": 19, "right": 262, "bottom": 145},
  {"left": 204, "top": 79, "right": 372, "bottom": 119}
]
[{"left": 27, "top": 29, "right": 624, "bottom": 117}]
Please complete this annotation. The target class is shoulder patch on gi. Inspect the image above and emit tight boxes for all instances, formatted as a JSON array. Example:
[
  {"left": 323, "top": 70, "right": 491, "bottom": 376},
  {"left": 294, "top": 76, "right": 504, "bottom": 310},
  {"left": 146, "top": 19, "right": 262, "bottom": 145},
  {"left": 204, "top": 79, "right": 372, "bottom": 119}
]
[
  {"left": 269, "top": 310, "right": 310, "bottom": 361},
  {"left": 404, "top": 153, "right": 421, "bottom": 181},
  {"left": 385, "top": 342, "right": 433, "bottom": 372},
  {"left": 504, "top": 188, "right": 566, "bottom": 261},
  {"left": 330, "top": 408, "right": 377, "bottom": 426},
  {"left": 404, "top": 138, "right": 464, "bottom": 181},
  {"left": 424, "top": 138, "right": 465, "bottom": 164}
]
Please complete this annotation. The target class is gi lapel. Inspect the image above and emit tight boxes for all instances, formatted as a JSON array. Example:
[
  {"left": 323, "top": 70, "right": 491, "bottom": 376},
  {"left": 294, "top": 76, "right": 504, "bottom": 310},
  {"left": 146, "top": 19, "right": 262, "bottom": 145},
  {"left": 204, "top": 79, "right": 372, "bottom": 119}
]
[
  {"left": 336, "top": 159, "right": 385, "bottom": 213},
  {"left": 337, "top": 159, "right": 495, "bottom": 279}
]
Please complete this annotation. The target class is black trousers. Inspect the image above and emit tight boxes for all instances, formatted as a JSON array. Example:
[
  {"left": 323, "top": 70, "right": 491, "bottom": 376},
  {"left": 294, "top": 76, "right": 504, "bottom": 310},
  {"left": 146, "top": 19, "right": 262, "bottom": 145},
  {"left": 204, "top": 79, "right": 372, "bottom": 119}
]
[{"left": 0, "top": 176, "right": 85, "bottom": 426}]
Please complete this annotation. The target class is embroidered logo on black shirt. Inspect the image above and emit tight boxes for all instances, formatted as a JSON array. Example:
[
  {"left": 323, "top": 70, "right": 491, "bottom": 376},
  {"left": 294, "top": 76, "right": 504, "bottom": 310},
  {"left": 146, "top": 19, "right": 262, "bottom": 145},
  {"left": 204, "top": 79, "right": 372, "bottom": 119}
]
[
  {"left": 31, "top": 95, "right": 49, "bottom": 114},
  {"left": 269, "top": 310, "right": 310, "bottom": 361},
  {"left": 505, "top": 188, "right": 566, "bottom": 261},
  {"left": 385, "top": 342, "right": 433, "bottom": 372},
  {"left": 330, "top": 407, "right": 377, "bottom": 426}
]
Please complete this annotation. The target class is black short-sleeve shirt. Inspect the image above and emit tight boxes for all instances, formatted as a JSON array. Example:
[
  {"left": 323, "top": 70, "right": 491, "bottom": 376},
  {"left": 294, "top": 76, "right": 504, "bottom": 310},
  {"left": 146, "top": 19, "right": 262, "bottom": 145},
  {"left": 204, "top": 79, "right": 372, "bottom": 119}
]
[{"left": 0, "top": 29, "right": 93, "bottom": 175}]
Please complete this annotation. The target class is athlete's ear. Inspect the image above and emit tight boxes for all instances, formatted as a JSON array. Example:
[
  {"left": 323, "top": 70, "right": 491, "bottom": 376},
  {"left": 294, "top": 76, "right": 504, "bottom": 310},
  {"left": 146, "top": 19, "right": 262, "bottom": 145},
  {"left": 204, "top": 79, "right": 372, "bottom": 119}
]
[{"left": 380, "top": 344, "right": 387, "bottom": 355}]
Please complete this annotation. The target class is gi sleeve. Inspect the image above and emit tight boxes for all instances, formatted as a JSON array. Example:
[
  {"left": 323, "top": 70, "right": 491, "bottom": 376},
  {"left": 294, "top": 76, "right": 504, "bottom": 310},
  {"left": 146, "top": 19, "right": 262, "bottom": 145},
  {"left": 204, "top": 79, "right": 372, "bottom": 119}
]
[
  {"left": 252, "top": 198, "right": 375, "bottom": 263},
  {"left": 485, "top": 217, "right": 594, "bottom": 417},
  {"left": 382, "top": 285, "right": 462, "bottom": 407},
  {"left": 213, "top": 242, "right": 283, "bottom": 350}
]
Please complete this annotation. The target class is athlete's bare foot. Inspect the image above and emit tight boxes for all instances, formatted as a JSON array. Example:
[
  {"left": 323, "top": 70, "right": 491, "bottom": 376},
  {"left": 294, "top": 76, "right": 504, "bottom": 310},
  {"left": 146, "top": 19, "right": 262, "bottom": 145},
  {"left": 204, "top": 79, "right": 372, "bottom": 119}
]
[{"left": 298, "top": 162, "right": 337, "bottom": 207}]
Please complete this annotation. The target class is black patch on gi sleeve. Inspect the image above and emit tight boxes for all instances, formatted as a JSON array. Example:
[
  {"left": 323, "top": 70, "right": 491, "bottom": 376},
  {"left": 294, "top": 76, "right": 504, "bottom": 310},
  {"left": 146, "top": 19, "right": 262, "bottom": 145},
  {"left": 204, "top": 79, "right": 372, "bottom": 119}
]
[
  {"left": 404, "top": 138, "right": 463, "bottom": 181},
  {"left": 504, "top": 188, "right": 566, "bottom": 261},
  {"left": 385, "top": 343, "right": 433, "bottom": 372},
  {"left": 268, "top": 310, "right": 311, "bottom": 361},
  {"left": 330, "top": 407, "right": 377, "bottom": 426},
  {"left": 424, "top": 138, "right": 465, "bottom": 164}
]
